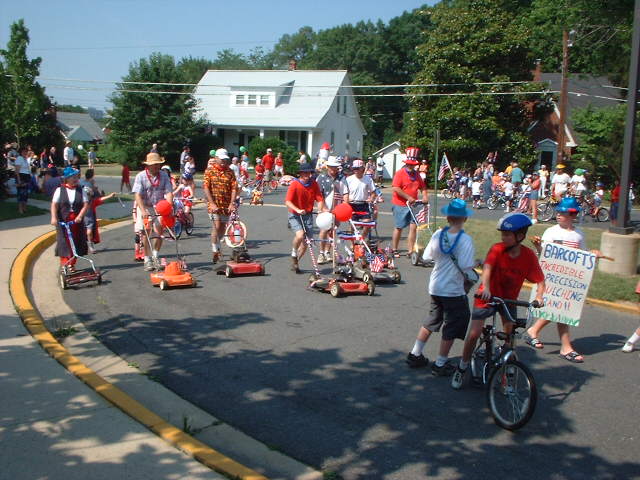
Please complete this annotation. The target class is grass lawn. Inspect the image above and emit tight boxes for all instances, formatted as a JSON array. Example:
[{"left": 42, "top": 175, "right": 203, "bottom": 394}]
[
  {"left": 0, "top": 200, "right": 48, "bottom": 221},
  {"left": 418, "top": 217, "right": 640, "bottom": 303}
]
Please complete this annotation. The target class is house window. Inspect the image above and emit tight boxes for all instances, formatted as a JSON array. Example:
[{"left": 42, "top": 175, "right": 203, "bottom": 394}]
[
  {"left": 330, "top": 131, "right": 335, "bottom": 149},
  {"left": 343, "top": 97, "right": 347, "bottom": 115},
  {"left": 287, "top": 131, "right": 299, "bottom": 149},
  {"left": 235, "top": 95, "right": 245, "bottom": 105},
  {"left": 336, "top": 97, "right": 340, "bottom": 113},
  {"left": 260, "top": 95, "right": 269, "bottom": 106},
  {"left": 248, "top": 95, "right": 257, "bottom": 105}
]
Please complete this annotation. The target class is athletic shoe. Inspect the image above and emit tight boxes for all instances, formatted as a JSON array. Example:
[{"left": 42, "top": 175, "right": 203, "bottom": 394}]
[
  {"left": 531, "top": 218, "right": 538, "bottom": 224},
  {"left": 316, "top": 252, "right": 326, "bottom": 264},
  {"left": 405, "top": 353, "right": 429, "bottom": 368},
  {"left": 431, "top": 361, "right": 456, "bottom": 376},
  {"left": 622, "top": 342, "right": 635, "bottom": 353},
  {"left": 291, "top": 256, "right": 300, "bottom": 273},
  {"left": 143, "top": 259, "right": 154, "bottom": 271},
  {"left": 212, "top": 252, "right": 220, "bottom": 264},
  {"left": 88, "top": 245, "right": 97, "bottom": 254},
  {"left": 451, "top": 366, "right": 466, "bottom": 389}
]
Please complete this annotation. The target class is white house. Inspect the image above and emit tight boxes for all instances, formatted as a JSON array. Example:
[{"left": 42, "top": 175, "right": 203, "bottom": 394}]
[
  {"left": 372, "top": 141, "right": 406, "bottom": 180},
  {"left": 194, "top": 69, "right": 366, "bottom": 157}
]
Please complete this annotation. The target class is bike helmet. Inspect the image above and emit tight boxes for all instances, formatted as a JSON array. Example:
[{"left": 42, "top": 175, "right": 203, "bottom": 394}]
[
  {"left": 555, "top": 197, "right": 581, "bottom": 213},
  {"left": 182, "top": 172, "right": 193, "bottom": 180},
  {"left": 497, "top": 213, "right": 532, "bottom": 236},
  {"left": 161, "top": 165, "right": 171, "bottom": 173},
  {"left": 596, "top": 181, "right": 604, "bottom": 187}
]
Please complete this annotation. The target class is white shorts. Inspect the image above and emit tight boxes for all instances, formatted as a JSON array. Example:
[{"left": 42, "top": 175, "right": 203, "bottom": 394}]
[
  {"left": 274, "top": 165, "right": 284, "bottom": 174},
  {"left": 134, "top": 207, "right": 160, "bottom": 232}
]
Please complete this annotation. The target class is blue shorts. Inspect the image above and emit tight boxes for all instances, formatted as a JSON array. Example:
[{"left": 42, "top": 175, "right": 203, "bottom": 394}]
[
  {"left": 392, "top": 205, "right": 414, "bottom": 229},
  {"left": 610, "top": 202, "right": 618, "bottom": 220},
  {"left": 288, "top": 212, "right": 313, "bottom": 233}
]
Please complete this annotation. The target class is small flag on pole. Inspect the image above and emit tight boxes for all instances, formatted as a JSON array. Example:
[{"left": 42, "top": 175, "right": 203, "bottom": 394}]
[
  {"left": 415, "top": 206, "right": 428, "bottom": 224},
  {"left": 370, "top": 254, "right": 385, "bottom": 273},
  {"left": 438, "top": 153, "right": 451, "bottom": 181}
]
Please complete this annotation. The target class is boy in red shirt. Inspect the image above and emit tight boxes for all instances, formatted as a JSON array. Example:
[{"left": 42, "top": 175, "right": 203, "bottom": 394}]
[
  {"left": 285, "top": 162, "right": 326, "bottom": 273},
  {"left": 451, "top": 213, "right": 546, "bottom": 389},
  {"left": 262, "top": 148, "right": 275, "bottom": 180},
  {"left": 120, "top": 164, "right": 131, "bottom": 192},
  {"left": 254, "top": 159, "right": 265, "bottom": 181}
]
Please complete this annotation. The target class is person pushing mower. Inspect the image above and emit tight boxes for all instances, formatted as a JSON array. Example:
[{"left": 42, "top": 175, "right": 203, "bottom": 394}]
[{"left": 285, "top": 162, "right": 327, "bottom": 273}]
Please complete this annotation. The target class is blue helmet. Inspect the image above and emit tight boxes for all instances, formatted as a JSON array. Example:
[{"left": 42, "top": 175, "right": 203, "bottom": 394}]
[
  {"left": 556, "top": 197, "right": 581, "bottom": 213},
  {"left": 497, "top": 213, "right": 532, "bottom": 233},
  {"left": 182, "top": 172, "right": 193, "bottom": 180}
]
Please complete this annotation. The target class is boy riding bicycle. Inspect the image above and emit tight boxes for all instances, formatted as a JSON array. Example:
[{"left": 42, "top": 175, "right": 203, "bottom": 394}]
[{"left": 451, "top": 213, "right": 545, "bottom": 389}]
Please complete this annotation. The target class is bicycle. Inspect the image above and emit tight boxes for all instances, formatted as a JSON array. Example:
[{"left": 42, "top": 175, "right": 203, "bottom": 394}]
[
  {"left": 244, "top": 176, "right": 279, "bottom": 193},
  {"left": 578, "top": 193, "right": 609, "bottom": 222},
  {"left": 470, "top": 295, "right": 542, "bottom": 430},
  {"left": 486, "top": 191, "right": 507, "bottom": 210},
  {"left": 173, "top": 197, "right": 194, "bottom": 239}
]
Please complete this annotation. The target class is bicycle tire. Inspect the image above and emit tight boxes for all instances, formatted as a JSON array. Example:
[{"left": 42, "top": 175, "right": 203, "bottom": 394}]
[
  {"left": 441, "top": 188, "right": 452, "bottom": 199},
  {"left": 538, "top": 202, "right": 554, "bottom": 222},
  {"left": 470, "top": 343, "right": 490, "bottom": 384},
  {"left": 173, "top": 221, "right": 183, "bottom": 239},
  {"left": 596, "top": 207, "right": 609, "bottom": 222},
  {"left": 487, "top": 359, "right": 537, "bottom": 431},
  {"left": 185, "top": 212, "right": 195, "bottom": 235},
  {"left": 487, "top": 197, "right": 498, "bottom": 210}
]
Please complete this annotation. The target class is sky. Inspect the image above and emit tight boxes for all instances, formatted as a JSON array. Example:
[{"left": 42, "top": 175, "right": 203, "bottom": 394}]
[{"left": 0, "top": 0, "right": 433, "bottom": 112}]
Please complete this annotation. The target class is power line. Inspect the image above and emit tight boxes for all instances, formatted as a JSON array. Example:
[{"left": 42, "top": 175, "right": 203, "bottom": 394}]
[{"left": 30, "top": 40, "right": 278, "bottom": 52}]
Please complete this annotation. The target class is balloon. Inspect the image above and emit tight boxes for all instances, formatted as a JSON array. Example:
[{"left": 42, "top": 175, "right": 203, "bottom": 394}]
[
  {"left": 155, "top": 199, "right": 172, "bottom": 216},
  {"left": 77, "top": 144, "right": 83, "bottom": 150},
  {"left": 316, "top": 211, "right": 334, "bottom": 230},
  {"left": 333, "top": 203, "right": 353, "bottom": 222},
  {"left": 161, "top": 214, "right": 175, "bottom": 228}
]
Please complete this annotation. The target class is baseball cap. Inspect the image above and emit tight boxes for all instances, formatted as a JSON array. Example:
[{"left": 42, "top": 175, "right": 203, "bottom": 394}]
[
  {"left": 352, "top": 159, "right": 365, "bottom": 169},
  {"left": 215, "top": 148, "right": 230, "bottom": 160},
  {"left": 326, "top": 156, "right": 341, "bottom": 167}
]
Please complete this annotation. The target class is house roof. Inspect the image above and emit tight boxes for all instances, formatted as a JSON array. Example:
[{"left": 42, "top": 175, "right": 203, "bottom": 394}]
[
  {"left": 372, "top": 141, "right": 401, "bottom": 157},
  {"left": 56, "top": 112, "right": 104, "bottom": 141},
  {"left": 540, "top": 73, "right": 623, "bottom": 130},
  {"left": 194, "top": 70, "right": 354, "bottom": 129}
]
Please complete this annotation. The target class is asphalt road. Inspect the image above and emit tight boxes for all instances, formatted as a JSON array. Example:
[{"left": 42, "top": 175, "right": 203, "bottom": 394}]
[{"left": 63, "top": 183, "right": 640, "bottom": 480}]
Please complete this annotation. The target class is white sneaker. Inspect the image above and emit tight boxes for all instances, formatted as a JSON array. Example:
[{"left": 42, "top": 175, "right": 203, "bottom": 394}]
[
  {"left": 143, "top": 259, "right": 154, "bottom": 271},
  {"left": 451, "top": 366, "right": 466, "bottom": 390},
  {"left": 531, "top": 218, "right": 538, "bottom": 224},
  {"left": 316, "top": 252, "right": 325, "bottom": 264},
  {"left": 622, "top": 342, "right": 635, "bottom": 353}
]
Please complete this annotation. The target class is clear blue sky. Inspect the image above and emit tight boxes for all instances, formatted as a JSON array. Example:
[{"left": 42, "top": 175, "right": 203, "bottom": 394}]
[{"left": 0, "top": 0, "right": 433, "bottom": 111}]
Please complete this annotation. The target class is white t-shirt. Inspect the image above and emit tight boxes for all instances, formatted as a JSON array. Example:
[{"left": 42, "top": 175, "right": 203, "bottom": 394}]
[
  {"left": 571, "top": 174, "right": 587, "bottom": 192},
  {"left": 63, "top": 146, "right": 74, "bottom": 165},
  {"left": 376, "top": 157, "right": 385, "bottom": 172},
  {"left": 230, "top": 163, "right": 240, "bottom": 179},
  {"left": 346, "top": 174, "right": 375, "bottom": 202},
  {"left": 552, "top": 172, "right": 571, "bottom": 193},
  {"left": 541, "top": 224, "right": 586, "bottom": 250},
  {"left": 422, "top": 228, "right": 475, "bottom": 297},
  {"left": 503, "top": 182, "right": 514, "bottom": 196},
  {"left": 52, "top": 185, "right": 89, "bottom": 204},
  {"left": 471, "top": 181, "right": 482, "bottom": 196}
]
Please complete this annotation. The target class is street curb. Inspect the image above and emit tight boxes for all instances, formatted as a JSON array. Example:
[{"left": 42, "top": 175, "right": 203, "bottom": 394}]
[{"left": 9, "top": 219, "right": 268, "bottom": 480}]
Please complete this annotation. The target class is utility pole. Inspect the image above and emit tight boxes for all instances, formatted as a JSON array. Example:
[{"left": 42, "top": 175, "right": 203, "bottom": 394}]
[
  {"left": 611, "top": 0, "right": 640, "bottom": 234},
  {"left": 556, "top": 30, "right": 571, "bottom": 166}
]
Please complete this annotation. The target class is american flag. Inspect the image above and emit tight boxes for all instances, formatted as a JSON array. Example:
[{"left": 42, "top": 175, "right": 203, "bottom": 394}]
[
  {"left": 366, "top": 252, "right": 385, "bottom": 273},
  {"left": 438, "top": 153, "right": 452, "bottom": 181},
  {"left": 415, "top": 205, "right": 428, "bottom": 224},
  {"left": 333, "top": 191, "right": 343, "bottom": 205}
]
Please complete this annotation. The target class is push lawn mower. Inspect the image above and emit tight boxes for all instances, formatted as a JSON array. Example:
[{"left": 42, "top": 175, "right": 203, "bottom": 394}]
[
  {"left": 407, "top": 201, "right": 435, "bottom": 268},
  {"left": 59, "top": 221, "right": 102, "bottom": 289},
  {"left": 305, "top": 210, "right": 375, "bottom": 298},
  {"left": 217, "top": 204, "right": 265, "bottom": 277}
]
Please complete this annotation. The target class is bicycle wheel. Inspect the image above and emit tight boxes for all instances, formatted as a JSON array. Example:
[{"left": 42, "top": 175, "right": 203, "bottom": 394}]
[
  {"left": 268, "top": 179, "right": 279, "bottom": 192},
  {"left": 537, "top": 202, "right": 554, "bottom": 222},
  {"left": 487, "top": 196, "right": 498, "bottom": 210},
  {"left": 487, "top": 359, "right": 537, "bottom": 431},
  {"left": 470, "top": 344, "right": 490, "bottom": 384},
  {"left": 185, "top": 212, "right": 195, "bottom": 235},
  {"left": 173, "top": 221, "right": 183, "bottom": 239},
  {"left": 596, "top": 207, "right": 609, "bottom": 222},
  {"left": 441, "top": 188, "right": 452, "bottom": 199}
]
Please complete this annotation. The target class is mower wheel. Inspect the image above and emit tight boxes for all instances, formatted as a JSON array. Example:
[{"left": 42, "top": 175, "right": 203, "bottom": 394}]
[
  {"left": 191, "top": 279, "right": 197, "bottom": 287},
  {"left": 97, "top": 273, "right": 103, "bottom": 285},
  {"left": 225, "top": 265, "right": 233, "bottom": 278},
  {"left": 362, "top": 272, "right": 372, "bottom": 284},
  {"left": 159, "top": 280, "right": 168, "bottom": 291},
  {"left": 392, "top": 271, "right": 401, "bottom": 283},
  {"left": 330, "top": 283, "right": 341, "bottom": 297},
  {"left": 59, "top": 273, "right": 68, "bottom": 290},
  {"left": 410, "top": 251, "right": 419, "bottom": 266},
  {"left": 367, "top": 280, "right": 376, "bottom": 296}
]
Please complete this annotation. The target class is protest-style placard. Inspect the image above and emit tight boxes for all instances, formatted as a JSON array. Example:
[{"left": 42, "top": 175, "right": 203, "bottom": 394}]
[{"left": 529, "top": 242, "right": 596, "bottom": 326}]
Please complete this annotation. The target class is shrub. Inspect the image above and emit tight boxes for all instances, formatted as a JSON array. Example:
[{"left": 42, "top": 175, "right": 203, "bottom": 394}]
[
  {"left": 96, "top": 143, "right": 138, "bottom": 168},
  {"left": 247, "top": 137, "right": 300, "bottom": 175}
]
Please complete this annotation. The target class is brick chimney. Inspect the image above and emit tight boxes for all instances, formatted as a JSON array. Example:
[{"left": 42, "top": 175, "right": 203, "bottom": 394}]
[{"left": 288, "top": 59, "right": 297, "bottom": 71}]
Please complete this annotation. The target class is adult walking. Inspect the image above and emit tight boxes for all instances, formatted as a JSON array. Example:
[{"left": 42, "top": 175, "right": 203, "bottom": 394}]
[
  {"left": 529, "top": 171, "right": 541, "bottom": 224},
  {"left": 390, "top": 148, "right": 429, "bottom": 257},
  {"left": 538, "top": 164, "right": 549, "bottom": 198},
  {"left": 482, "top": 162, "right": 493, "bottom": 206},
  {"left": 14, "top": 146, "right": 31, "bottom": 215},
  {"left": 316, "top": 156, "right": 349, "bottom": 264},
  {"left": 203, "top": 148, "right": 237, "bottom": 264},
  {"left": 63, "top": 141, "right": 74, "bottom": 167}
]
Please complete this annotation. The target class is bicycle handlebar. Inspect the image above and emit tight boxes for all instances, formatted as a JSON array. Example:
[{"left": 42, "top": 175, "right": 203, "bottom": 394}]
[{"left": 474, "top": 294, "right": 542, "bottom": 309}]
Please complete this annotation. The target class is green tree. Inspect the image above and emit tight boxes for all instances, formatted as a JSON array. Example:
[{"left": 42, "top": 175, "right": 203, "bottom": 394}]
[
  {"left": 0, "top": 19, "right": 57, "bottom": 147},
  {"left": 269, "top": 26, "right": 316, "bottom": 68},
  {"left": 178, "top": 56, "right": 216, "bottom": 84},
  {"left": 109, "top": 52, "right": 204, "bottom": 166},
  {"left": 571, "top": 104, "right": 639, "bottom": 184},
  {"left": 56, "top": 104, "right": 88, "bottom": 113},
  {"left": 247, "top": 137, "right": 299, "bottom": 174},
  {"left": 404, "top": 0, "right": 541, "bottom": 168}
]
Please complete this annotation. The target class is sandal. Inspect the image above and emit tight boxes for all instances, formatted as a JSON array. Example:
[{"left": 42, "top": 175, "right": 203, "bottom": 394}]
[
  {"left": 392, "top": 250, "right": 401, "bottom": 258},
  {"left": 559, "top": 351, "right": 584, "bottom": 363},
  {"left": 524, "top": 334, "right": 544, "bottom": 349}
]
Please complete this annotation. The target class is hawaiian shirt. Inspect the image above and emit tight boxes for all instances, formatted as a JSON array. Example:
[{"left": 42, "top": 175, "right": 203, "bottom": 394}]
[{"left": 203, "top": 166, "right": 236, "bottom": 216}]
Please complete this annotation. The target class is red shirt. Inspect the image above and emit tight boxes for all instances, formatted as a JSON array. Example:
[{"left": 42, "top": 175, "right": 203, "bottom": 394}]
[
  {"left": 286, "top": 179, "right": 322, "bottom": 214},
  {"left": 262, "top": 153, "right": 275, "bottom": 170},
  {"left": 392, "top": 167, "right": 426, "bottom": 206},
  {"left": 611, "top": 185, "right": 620, "bottom": 203},
  {"left": 275, "top": 156, "right": 284, "bottom": 166},
  {"left": 122, "top": 165, "right": 130, "bottom": 181},
  {"left": 475, "top": 242, "right": 544, "bottom": 309}
]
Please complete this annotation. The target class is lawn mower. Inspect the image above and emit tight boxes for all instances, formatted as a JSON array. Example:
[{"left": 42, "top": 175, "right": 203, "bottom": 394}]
[
  {"left": 217, "top": 204, "right": 265, "bottom": 277},
  {"left": 144, "top": 202, "right": 197, "bottom": 290},
  {"left": 305, "top": 211, "right": 375, "bottom": 298},
  {"left": 58, "top": 221, "right": 102, "bottom": 289}
]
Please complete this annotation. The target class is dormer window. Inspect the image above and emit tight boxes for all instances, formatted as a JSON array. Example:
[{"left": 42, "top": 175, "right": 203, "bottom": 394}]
[
  {"left": 235, "top": 95, "right": 245, "bottom": 105},
  {"left": 231, "top": 92, "right": 273, "bottom": 107}
]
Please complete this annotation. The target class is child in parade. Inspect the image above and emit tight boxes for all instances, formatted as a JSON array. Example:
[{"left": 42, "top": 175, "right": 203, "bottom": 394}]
[
  {"left": 452, "top": 213, "right": 546, "bottom": 389},
  {"left": 173, "top": 174, "right": 195, "bottom": 215},
  {"left": 51, "top": 166, "right": 90, "bottom": 270},
  {"left": 405, "top": 199, "right": 476, "bottom": 376},
  {"left": 471, "top": 176, "right": 482, "bottom": 209}
]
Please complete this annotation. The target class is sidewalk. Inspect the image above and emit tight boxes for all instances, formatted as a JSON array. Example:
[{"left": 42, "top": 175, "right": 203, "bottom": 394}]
[{"left": 0, "top": 202, "right": 225, "bottom": 480}]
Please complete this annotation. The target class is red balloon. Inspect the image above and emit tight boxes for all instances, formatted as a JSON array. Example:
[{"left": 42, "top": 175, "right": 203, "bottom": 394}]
[
  {"left": 161, "top": 214, "right": 176, "bottom": 228},
  {"left": 333, "top": 203, "right": 353, "bottom": 222},
  {"left": 155, "top": 199, "right": 172, "bottom": 216}
]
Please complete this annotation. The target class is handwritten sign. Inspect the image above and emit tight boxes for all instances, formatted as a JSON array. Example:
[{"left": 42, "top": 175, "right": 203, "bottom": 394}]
[{"left": 529, "top": 242, "right": 596, "bottom": 326}]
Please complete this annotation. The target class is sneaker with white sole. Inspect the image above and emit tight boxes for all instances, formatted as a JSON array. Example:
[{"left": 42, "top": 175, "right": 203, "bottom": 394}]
[
  {"left": 316, "top": 252, "right": 326, "bottom": 264},
  {"left": 622, "top": 342, "right": 635, "bottom": 353},
  {"left": 431, "top": 361, "right": 456, "bottom": 376},
  {"left": 143, "top": 259, "right": 155, "bottom": 271},
  {"left": 405, "top": 353, "right": 429, "bottom": 368},
  {"left": 451, "top": 366, "right": 466, "bottom": 389}
]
